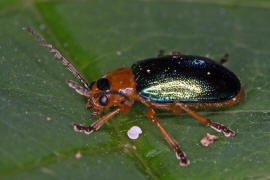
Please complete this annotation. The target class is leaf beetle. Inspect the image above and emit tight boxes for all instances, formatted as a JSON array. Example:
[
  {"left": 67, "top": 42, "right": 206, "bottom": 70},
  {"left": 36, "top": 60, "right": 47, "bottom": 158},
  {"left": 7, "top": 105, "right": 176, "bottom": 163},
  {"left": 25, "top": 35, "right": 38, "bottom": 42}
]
[{"left": 25, "top": 28, "right": 245, "bottom": 167}]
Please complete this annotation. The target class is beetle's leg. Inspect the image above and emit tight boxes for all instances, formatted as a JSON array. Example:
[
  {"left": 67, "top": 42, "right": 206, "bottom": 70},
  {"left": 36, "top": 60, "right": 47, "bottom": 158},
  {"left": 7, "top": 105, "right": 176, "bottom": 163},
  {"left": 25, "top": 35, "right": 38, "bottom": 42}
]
[
  {"left": 147, "top": 107, "right": 190, "bottom": 167},
  {"left": 157, "top": 50, "right": 182, "bottom": 57},
  {"left": 71, "top": 108, "right": 120, "bottom": 135},
  {"left": 157, "top": 50, "right": 165, "bottom": 57},
  {"left": 174, "top": 103, "right": 236, "bottom": 137},
  {"left": 168, "top": 51, "right": 182, "bottom": 55},
  {"left": 171, "top": 102, "right": 182, "bottom": 115},
  {"left": 66, "top": 79, "right": 90, "bottom": 97},
  {"left": 220, "top": 53, "right": 229, "bottom": 65}
]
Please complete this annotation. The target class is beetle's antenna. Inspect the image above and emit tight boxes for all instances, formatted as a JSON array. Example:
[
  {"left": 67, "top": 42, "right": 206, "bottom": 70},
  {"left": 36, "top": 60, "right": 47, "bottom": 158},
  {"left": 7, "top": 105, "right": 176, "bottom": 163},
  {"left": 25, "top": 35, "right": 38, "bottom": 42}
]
[{"left": 23, "top": 27, "right": 90, "bottom": 90}]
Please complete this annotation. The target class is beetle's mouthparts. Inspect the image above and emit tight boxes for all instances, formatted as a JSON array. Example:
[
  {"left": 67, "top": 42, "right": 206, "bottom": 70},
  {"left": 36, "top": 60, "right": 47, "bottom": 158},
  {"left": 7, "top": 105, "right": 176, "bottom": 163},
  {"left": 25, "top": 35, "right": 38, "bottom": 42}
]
[
  {"left": 91, "top": 111, "right": 99, "bottom": 116},
  {"left": 85, "top": 102, "right": 92, "bottom": 110}
]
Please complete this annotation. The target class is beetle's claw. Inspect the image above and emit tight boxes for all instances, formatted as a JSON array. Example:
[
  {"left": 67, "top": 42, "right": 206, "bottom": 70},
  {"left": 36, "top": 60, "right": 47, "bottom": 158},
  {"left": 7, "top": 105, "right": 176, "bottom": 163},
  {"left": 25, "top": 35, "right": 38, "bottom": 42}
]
[
  {"left": 223, "top": 128, "right": 236, "bottom": 137},
  {"left": 175, "top": 149, "right": 190, "bottom": 167},
  {"left": 179, "top": 159, "right": 190, "bottom": 167}
]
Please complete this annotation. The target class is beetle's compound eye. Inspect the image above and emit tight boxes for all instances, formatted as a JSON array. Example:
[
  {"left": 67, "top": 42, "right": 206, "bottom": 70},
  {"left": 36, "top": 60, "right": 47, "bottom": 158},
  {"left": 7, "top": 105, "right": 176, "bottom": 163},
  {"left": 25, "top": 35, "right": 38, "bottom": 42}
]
[
  {"left": 97, "top": 78, "right": 110, "bottom": 91},
  {"left": 99, "top": 95, "right": 108, "bottom": 106}
]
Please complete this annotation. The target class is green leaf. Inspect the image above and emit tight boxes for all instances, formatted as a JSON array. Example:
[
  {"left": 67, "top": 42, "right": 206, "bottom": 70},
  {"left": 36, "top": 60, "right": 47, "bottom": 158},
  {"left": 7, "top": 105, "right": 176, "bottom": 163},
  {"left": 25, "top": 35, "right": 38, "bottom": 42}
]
[{"left": 1, "top": 0, "right": 270, "bottom": 179}]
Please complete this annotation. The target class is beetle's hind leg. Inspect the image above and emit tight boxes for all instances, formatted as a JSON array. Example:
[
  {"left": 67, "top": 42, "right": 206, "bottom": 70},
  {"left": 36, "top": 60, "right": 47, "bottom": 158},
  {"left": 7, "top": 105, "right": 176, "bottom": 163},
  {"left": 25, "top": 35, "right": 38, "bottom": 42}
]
[
  {"left": 168, "top": 51, "right": 182, "bottom": 55},
  {"left": 157, "top": 50, "right": 165, "bottom": 57},
  {"left": 147, "top": 107, "right": 190, "bottom": 167},
  {"left": 173, "top": 103, "right": 236, "bottom": 137},
  {"left": 157, "top": 50, "right": 182, "bottom": 57},
  {"left": 220, "top": 53, "right": 229, "bottom": 65}
]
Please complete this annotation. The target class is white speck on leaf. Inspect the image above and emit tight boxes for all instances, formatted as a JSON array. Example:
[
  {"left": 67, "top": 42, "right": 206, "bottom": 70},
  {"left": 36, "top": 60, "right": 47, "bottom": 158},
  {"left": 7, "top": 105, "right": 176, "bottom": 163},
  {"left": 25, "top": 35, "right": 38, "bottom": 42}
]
[
  {"left": 116, "top": 51, "right": 122, "bottom": 56},
  {"left": 75, "top": 152, "right": 82, "bottom": 159}
]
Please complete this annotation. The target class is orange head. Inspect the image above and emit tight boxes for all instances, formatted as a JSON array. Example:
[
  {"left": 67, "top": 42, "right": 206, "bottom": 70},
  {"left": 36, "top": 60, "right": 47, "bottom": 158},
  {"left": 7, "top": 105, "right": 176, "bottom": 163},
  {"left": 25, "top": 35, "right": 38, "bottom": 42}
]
[{"left": 85, "top": 68, "right": 137, "bottom": 116}]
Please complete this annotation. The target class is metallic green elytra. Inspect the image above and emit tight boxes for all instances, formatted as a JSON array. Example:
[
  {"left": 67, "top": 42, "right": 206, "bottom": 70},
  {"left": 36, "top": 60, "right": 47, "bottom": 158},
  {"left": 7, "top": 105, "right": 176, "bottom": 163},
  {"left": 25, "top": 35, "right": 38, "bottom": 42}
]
[{"left": 131, "top": 55, "right": 241, "bottom": 103}]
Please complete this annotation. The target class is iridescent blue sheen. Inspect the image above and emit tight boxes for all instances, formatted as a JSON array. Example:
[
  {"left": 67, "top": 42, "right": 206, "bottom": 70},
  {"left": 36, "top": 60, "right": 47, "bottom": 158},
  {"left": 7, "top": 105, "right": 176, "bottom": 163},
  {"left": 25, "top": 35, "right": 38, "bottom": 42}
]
[{"left": 131, "top": 55, "right": 241, "bottom": 103}]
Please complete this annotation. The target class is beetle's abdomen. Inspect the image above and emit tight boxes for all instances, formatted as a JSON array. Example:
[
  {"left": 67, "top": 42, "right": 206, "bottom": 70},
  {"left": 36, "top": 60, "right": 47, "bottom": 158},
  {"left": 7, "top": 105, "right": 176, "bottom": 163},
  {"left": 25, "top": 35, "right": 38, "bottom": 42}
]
[{"left": 131, "top": 55, "right": 241, "bottom": 103}]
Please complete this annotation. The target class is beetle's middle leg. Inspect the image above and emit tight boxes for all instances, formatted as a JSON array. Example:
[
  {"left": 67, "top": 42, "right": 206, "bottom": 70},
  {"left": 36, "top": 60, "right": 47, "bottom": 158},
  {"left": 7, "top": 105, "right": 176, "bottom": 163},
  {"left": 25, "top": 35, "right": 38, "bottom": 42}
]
[
  {"left": 219, "top": 53, "right": 229, "bottom": 65},
  {"left": 147, "top": 107, "right": 190, "bottom": 167},
  {"left": 71, "top": 108, "right": 120, "bottom": 135},
  {"left": 173, "top": 103, "right": 236, "bottom": 137}
]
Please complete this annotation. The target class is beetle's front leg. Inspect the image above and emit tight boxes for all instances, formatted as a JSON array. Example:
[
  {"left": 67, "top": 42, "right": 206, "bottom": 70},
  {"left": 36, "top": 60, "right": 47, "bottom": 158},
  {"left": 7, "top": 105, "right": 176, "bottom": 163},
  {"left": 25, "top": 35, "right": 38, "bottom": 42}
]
[
  {"left": 174, "top": 103, "right": 236, "bottom": 137},
  {"left": 147, "top": 107, "right": 190, "bottom": 167},
  {"left": 72, "top": 108, "right": 120, "bottom": 135}
]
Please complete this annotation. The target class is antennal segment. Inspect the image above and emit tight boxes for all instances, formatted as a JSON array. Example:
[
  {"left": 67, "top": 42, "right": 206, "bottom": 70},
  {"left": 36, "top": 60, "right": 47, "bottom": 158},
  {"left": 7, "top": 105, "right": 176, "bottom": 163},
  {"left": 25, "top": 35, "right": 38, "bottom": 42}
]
[{"left": 24, "top": 27, "right": 90, "bottom": 90}]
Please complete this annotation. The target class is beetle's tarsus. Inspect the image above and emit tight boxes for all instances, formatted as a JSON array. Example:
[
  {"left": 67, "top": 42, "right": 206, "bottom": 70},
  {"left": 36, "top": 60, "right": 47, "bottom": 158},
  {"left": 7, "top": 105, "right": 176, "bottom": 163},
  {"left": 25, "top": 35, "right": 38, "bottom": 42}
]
[
  {"left": 175, "top": 147, "right": 190, "bottom": 167},
  {"left": 72, "top": 123, "right": 95, "bottom": 135},
  {"left": 209, "top": 122, "right": 236, "bottom": 137}
]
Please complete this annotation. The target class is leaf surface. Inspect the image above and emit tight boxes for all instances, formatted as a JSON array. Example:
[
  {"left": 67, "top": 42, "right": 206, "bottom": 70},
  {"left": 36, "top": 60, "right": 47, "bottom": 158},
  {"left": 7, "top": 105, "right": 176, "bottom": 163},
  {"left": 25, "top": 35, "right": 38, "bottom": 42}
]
[{"left": 0, "top": 1, "right": 270, "bottom": 179}]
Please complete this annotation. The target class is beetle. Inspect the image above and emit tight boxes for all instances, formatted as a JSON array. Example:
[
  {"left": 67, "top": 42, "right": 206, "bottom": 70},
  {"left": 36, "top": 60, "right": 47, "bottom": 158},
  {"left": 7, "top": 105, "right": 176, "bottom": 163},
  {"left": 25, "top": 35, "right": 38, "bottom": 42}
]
[{"left": 25, "top": 27, "right": 245, "bottom": 167}]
